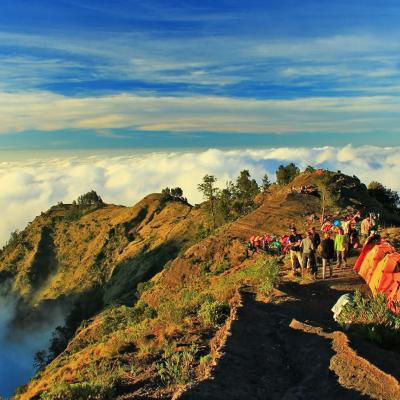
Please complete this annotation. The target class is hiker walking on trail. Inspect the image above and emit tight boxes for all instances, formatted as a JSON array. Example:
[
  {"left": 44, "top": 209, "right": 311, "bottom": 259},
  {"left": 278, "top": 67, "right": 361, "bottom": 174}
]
[
  {"left": 360, "top": 216, "right": 371, "bottom": 243},
  {"left": 288, "top": 227, "right": 302, "bottom": 274},
  {"left": 321, "top": 232, "right": 335, "bottom": 279},
  {"left": 341, "top": 216, "right": 352, "bottom": 236},
  {"left": 342, "top": 211, "right": 359, "bottom": 236},
  {"left": 301, "top": 231, "right": 317, "bottom": 278},
  {"left": 334, "top": 228, "right": 348, "bottom": 269},
  {"left": 370, "top": 213, "right": 380, "bottom": 233},
  {"left": 246, "top": 236, "right": 257, "bottom": 257},
  {"left": 311, "top": 226, "right": 321, "bottom": 250}
]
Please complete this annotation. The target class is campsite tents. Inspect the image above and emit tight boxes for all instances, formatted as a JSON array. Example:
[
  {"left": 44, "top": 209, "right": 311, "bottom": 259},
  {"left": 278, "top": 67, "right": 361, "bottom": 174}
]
[{"left": 354, "top": 241, "right": 400, "bottom": 313}]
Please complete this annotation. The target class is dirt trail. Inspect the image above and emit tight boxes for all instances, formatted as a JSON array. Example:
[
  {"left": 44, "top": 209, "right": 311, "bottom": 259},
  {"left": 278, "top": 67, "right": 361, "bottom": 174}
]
[{"left": 178, "top": 264, "right": 400, "bottom": 400}]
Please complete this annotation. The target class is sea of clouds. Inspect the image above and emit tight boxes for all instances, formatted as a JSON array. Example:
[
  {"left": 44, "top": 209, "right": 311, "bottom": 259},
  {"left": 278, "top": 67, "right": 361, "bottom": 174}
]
[{"left": 0, "top": 145, "right": 399, "bottom": 247}]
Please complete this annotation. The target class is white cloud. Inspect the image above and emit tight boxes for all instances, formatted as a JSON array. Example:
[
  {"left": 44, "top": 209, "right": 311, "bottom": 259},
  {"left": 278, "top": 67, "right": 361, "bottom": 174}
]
[
  {"left": 0, "top": 146, "right": 399, "bottom": 247},
  {"left": 1, "top": 91, "right": 400, "bottom": 134}
]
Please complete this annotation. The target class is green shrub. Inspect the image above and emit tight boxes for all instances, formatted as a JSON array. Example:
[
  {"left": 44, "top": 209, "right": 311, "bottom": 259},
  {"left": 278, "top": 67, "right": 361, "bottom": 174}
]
[
  {"left": 136, "top": 281, "right": 154, "bottom": 296},
  {"left": 156, "top": 344, "right": 198, "bottom": 385},
  {"left": 198, "top": 299, "right": 229, "bottom": 327},
  {"left": 14, "top": 384, "right": 28, "bottom": 396},
  {"left": 133, "top": 300, "right": 157, "bottom": 320},
  {"left": 211, "top": 256, "right": 281, "bottom": 303},
  {"left": 200, "top": 262, "right": 212, "bottom": 275},
  {"left": 237, "top": 257, "right": 280, "bottom": 296},
  {"left": 197, "top": 225, "right": 212, "bottom": 240},
  {"left": 258, "top": 258, "right": 280, "bottom": 296},
  {"left": 40, "top": 381, "right": 116, "bottom": 400},
  {"left": 337, "top": 291, "right": 400, "bottom": 346},
  {"left": 214, "top": 260, "right": 230, "bottom": 275},
  {"left": 158, "top": 300, "right": 188, "bottom": 324},
  {"left": 99, "top": 303, "right": 156, "bottom": 339}
]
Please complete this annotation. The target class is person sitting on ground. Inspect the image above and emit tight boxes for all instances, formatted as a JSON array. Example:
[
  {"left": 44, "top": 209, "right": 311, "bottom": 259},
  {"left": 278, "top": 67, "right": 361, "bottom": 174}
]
[
  {"left": 306, "top": 185, "right": 316, "bottom": 194},
  {"left": 288, "top": 227, "right": 302, "bottom": 274},
  {"left": 301, "top": 231, "right": 317, "bottom": 278},
  {"left": 262, "top": 234, "right": 270, "bottom": 252},
  {"left": 270, "top": 237, "right": 282, "bottom": 255},
  {"left": 334, "top": 228, "right": 348, "bottom": 269},
  {"left": 321, "top": 232, "right": 335, "bottom": 279},
  {"left": 254, "top": 236, "right": 262, "bottom": 251}
]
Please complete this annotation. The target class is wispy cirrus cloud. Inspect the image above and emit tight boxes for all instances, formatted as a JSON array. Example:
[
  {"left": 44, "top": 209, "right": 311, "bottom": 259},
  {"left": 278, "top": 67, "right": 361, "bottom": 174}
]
[
  {"left": 0, "top": 91, "right": 400, "bottom": 135},
  {"left": 0, "top": 1, "right": 399, "bottom": 146},
  {"left": 0, "top": 28, "right": 399, "bottom": 96}
]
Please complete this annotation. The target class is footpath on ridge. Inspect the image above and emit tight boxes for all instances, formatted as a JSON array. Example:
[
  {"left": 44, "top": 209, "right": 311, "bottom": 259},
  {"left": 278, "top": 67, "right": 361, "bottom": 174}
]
[{"left": 178, "top": 259, "right": 400, "bottom": 400}]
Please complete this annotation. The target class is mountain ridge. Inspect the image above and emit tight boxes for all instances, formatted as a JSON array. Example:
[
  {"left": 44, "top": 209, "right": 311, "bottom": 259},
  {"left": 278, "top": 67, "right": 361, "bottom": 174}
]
[{"left": 1, "top": 170, "right": 400, "bottom": 399}]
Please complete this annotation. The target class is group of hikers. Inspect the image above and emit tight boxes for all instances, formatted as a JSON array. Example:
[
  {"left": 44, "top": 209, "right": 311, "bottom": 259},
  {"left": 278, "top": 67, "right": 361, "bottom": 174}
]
[
  {"left": 290, "top": 185, "right": 319, "bottom": 196},
  {"left": 247, "top": 211, "right": 381, "bottom": 279}
]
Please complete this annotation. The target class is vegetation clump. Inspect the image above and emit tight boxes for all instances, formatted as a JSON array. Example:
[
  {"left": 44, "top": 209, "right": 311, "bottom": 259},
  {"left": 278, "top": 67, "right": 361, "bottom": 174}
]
[
  {"left": 198, "top": 299, "right": 229, "bottom": 327},
  {"left": 337, "top": 291, "right": 400, "bottom": 347},
  {"left": 159, "top": 187, "right": 186, "bottom": 207},
  {"left": 40, "top": 381, "right": 117, "bottom": 400},
  {"left": 276, "top": 163, "right": 300, "bottom": 185},
  {"left": 368, "top": 181, "right": 400, "bottom": 214},
  {"left": 156, "top": 344, "right": 199, "bottom": 385},
  {"left": 76, "top": 190, "right": 104, "bottom": 207},
  {"left": 198, "top": 169, "right": 261, "bottom": 228}
]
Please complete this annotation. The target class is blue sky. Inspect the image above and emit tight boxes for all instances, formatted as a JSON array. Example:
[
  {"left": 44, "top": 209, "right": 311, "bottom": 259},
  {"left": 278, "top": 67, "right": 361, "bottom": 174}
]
[{"left": 1, "top": 0, "right": 400, "bottom": 148}]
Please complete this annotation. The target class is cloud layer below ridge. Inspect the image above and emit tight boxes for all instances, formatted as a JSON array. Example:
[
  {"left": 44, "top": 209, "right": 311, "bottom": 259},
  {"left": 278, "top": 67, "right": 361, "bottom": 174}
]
[{"left": 0, "top": 146, "right": 399, "bottom": 246}]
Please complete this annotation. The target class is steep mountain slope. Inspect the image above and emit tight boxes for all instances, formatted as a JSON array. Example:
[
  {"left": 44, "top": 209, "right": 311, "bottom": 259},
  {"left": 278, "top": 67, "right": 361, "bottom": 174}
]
[
  {"left": 6, "top": 171, "right": 400, "bottom": 399},
  {"left": 0, "top": 194, "right": 208, "bottom": 329}
]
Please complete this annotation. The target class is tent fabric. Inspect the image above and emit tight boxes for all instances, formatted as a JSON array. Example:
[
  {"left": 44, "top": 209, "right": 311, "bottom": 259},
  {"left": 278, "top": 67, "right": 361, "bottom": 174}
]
[
  {"left": 355, "top": 242, "right": 400, "bottom": 313},
  {"left": 358, "top": 243, "right": 394, "bottom": 284},
  {"left": 374, "top": 253, "right": 400, "bottom": 294},
  {"left": 354, "top": 242, "right": 375, "bottom": 272},
  {"left": 369, "top": 253, "right": 397, "bottom": 295}
]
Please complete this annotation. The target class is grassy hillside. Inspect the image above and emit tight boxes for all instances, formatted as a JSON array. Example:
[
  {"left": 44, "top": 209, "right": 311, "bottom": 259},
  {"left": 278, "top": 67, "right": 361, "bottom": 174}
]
[
  {"left": 0, "top": 194, "right": 209, "bottom": 329},
  {"left": 3, "top": 170, "right": 400, "bottom": 399}
]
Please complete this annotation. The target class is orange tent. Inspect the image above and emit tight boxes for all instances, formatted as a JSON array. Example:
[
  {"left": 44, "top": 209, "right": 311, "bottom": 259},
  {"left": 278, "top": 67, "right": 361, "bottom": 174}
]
[
  {"left": 358, "top": 242, "right": 394, "bottom": 284},
  {"left": 355, "top": 242, "right": 400, "bottom": 313},
  {"left": 377, "top": 253, "right": 400, "bottom": 294},
  {"left": 354, "top": 242, "right": 375, "bottom": 272}
]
